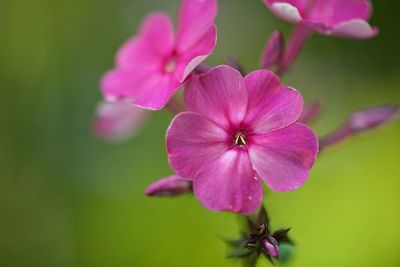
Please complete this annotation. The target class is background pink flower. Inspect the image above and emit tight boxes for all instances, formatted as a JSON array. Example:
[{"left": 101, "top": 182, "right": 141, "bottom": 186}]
[
  {"left": 263, "top": 0, "right": 378, "bottom": 39},
  {"left": 101, "top": 0, "right": 217, "bottom": 110},
  {"left": 166, "top": 65, "right": 319, "bottom": 214},
  {"left": 92, "top": 101, "right": 149, "bottom": 143}
]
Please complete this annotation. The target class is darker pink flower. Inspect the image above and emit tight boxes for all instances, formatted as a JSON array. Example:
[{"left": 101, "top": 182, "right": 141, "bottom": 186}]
[
  {"left": 166, "top": 65, "right": 319, "bottom": 214},
  {"left": 263, "top": 0, "right": 378, "bottom": 39},
  {"left": 101, "top": 0, "right": 218, "bottom": 110}
]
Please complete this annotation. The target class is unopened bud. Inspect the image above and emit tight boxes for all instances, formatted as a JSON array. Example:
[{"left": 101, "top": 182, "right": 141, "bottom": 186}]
[
  {"left": 348, "top": 105, "right": 399, "bottom": 132},
  {"left": 298, "top": 100, "right": 322, "bottom": 124},
  {"left": 145, "top": 176, "right": 192, "bottom": 197},
  {"left": 262, "top": 236, "right": 279, "bottom": 258},
  {"left": 320, "top": 105, "right": 399, "bottom": 150},
  {"left": 261, "top": 31, "right": 285, "bottom": 69}
]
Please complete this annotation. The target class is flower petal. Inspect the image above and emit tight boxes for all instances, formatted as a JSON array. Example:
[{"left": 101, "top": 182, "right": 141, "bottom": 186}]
[
  {"left": 309, "top": 0, "right": 372, "bottom": 25},
  {"left": 243, "top": 70, "right": 303, "bottom": 134},
  {"left": 248, "top": 123, "right": 319, "bottom": 192},
  {"left": 116, "top": 12, "right": 174, "bottom": 71},
  {"left": 101, "top": 69, "right": 180, "bottom": 110},
  {"left": 92, "top": 100, "right": 149, "bottom": 142},
  {"left": 167, "top": 112, "right": 230, "bottom": 179},
  {"left": 332, "top": 19, "right": 378, "bottom": 39},
  {"left": 176, "top": 0, "right": 218, "bottom": 52},
  {"left": 264, "top": 1, "right": 303, "bottom": 23},
  {"left": 184, "top": 65, "right": 248, "bottom": 130},
  {"left": 193, "top": 149, "right": 263, "bottom": 215},
  {"left": 175, "top": 26, "right": 217, "bottom": 82}
]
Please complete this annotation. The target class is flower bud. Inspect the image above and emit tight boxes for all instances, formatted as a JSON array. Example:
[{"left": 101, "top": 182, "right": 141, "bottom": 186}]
[
  {"left": 320, "top": 105, "right": 399, "bottom": 150},
  {"left": 348, "top": 105, "right": 399, "bottom": 133},
  {"left": 262, "top": 236, "right": 279, "bottom": 258},
  {"left": 145, "top": 176, "right": 192, "bottom": 197},
  {"left": 92, "top": 100, "right": 149, "bottom": 143},
  {"left": 298, "top": 100, "right": 322, "bottom": 124},
  {"left": 261, "top": 31, "right": 285, "bottom": 69}
]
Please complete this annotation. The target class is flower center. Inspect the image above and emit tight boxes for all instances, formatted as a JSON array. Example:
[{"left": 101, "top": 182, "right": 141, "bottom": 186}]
[
  {"left": 164, "top": 57, "right": 177, "bottom": 73},
  {"left": 234, "top": 132, "right": 247, "bottom": 147}
]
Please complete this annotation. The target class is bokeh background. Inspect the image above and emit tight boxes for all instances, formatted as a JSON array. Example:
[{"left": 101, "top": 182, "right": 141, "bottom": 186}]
[{"left": 1, "top": 0, "right": 400, "bottom": 266}]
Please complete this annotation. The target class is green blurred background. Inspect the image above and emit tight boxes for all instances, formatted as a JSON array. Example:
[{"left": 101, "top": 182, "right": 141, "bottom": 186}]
[{"left": 1, "top": 0, "right": 399, "bottom": 266}]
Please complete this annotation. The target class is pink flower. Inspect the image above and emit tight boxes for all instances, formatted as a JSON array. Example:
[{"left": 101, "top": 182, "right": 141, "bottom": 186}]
[
  {"left": 263, "top": 0, "right": 378, "bottom": 39},
  {"left": 166, "top": 65, "right": 319, "bottom": 214},
  {"left": 101, "top": 0, "right": 218, "bottom": 110},
  {"left": 92, "top": 101, "right": 149, "bottom": 142}
]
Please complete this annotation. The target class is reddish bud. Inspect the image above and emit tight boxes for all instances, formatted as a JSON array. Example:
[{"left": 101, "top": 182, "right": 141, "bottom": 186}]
[
  {"left": 262, "top": 236, "right": 279, "bottom": 258},
  {"left": 145, "top": 176, "right": 192, "bottom": 197},
  {"left": 261, "top": 31, "right": 285, "bottom": 69}
]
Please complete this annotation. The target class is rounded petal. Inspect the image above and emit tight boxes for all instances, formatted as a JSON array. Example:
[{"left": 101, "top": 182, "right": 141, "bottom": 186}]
[
  {"left": 176, "top": 0, "right": 218, "bottom": 52},
  {"left": 332, "top": 19, "right": 378, "bottom": 39},
  {"left": 117, "top": 12, "right": 174, "bottom": 70},
  {"left": 175, "top": 26, "right": 217, "bottom": 82},
  {"left": 263, "top": 1, "right": 303, "bottom": 23},
  {"left": 92, "top": 100, "right": 149, "bottom": 142},
  {"left": 243, "top": 70, "right": 303, "bottom": 134},
  {"left": 167, "top": 112, "right": 230, "bottom": 179},
  {"left": 101, "top": 69, "right": 180, "bottom": 110},
  {"left": 193, "top": 149, "right": 263, "bottom": 215},
  {"left": 248, "top": 123, "right": 319, "bottom": 192},
  {"left": 184, "top": 65, "right": 248, "bottom": 130}
]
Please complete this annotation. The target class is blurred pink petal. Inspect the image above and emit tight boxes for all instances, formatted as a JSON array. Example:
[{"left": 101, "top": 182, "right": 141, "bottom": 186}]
[
  {"left": 166, "top": 66, "right": 318, "bottom": 214},
  {"left": 261, "top": 31, "right": 285, "bottom": 69},
  {"left": 101, "top": 1, "right": 217, "bottom": 110},
  {"left": 145, "top": 175, "right": 192, "bottom": 196},
  {"left": 92, "top": 101, "right": 149, "bottom": 142},
  {"left": 176, "top": 0, "right": 218, "bottom": 52},
  {"left": 175, "top": 26, "right": 217, "bottom": 82},
  {"left": 263, "top": 0, "right": 378, "bottom": 39}
]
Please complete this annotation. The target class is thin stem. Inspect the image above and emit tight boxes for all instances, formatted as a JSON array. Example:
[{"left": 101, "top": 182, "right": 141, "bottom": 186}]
[{"left": 277, "top": 25, "right": 311, "bottom": 75}]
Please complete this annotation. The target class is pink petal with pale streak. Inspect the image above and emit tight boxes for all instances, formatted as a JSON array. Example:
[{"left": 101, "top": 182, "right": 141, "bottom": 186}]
[
  {"left": 167, "top": 112, "right": 230, "bottom": 180},
  {"left": 175, "top": 26, "right": 217, "bottom": 82},
  {"left": 332, "top": 19, "right": 378, "bottom": 39},
  {"left": 184, "top": 65, "right": 248, "bottom": 130},
  {"left": 117, "top": 13, "right": 174, "bottom": 70},
  {"left": 92, "top": 101, "right": 149, "bottom": 142},
  {"left": 193, "top": 149, "right": 263, "bottom": 215},
  {"left": 145, "top": 175, "right": 192, "bottom": 196},
  {"left": 248, "top": 123, "right": 318, "bottom": 192},
  {"left": 101, "top": 69, "right": 180, "bottom": 110},
  {"left": 243, "top": 70, "right": 303, "bottom": 134},
  {"left": 176, "top": 0, "right": 218, "bottom": 52},
  {"left": 264, "top": 1, "right": 303, "bottom": 22}
]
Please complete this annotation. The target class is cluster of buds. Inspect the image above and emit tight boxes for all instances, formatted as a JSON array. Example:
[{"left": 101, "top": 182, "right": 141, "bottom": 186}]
[{"left": 227, "top": 207, "right": 293, "bottom": 266}]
